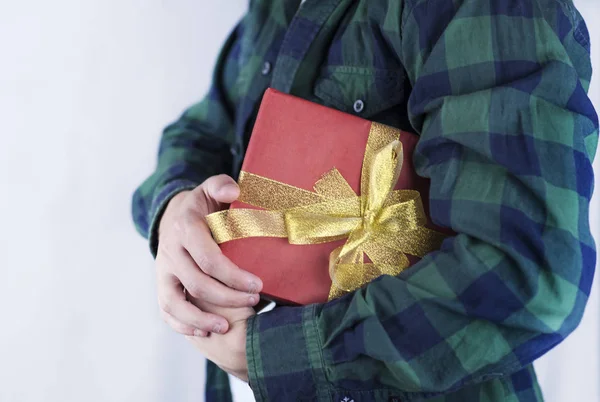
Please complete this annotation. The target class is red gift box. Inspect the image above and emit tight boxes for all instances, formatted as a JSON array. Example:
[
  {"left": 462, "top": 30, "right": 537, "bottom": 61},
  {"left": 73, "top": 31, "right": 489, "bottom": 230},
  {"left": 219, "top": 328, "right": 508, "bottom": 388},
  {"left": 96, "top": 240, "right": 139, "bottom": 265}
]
[{"left": 208, "top": 88, "right": 452, "bottom": 305}]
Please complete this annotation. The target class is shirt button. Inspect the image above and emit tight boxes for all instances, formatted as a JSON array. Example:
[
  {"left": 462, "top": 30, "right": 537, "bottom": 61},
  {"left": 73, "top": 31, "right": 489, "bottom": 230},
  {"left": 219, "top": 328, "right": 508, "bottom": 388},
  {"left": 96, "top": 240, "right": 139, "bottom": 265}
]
[
  {"left": 353, "top": 99, "right": 365, "bottom": 113},
  {"left": 261, "top": 61, "right": 272, "bottom": 76}
]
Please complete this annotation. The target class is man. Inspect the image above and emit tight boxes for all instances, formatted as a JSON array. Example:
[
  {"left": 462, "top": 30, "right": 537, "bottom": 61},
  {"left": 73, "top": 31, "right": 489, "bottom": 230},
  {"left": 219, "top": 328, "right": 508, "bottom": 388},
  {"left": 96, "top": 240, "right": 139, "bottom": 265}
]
[{"left": 132, "top": 0, "right": 598, "bottom": 401}]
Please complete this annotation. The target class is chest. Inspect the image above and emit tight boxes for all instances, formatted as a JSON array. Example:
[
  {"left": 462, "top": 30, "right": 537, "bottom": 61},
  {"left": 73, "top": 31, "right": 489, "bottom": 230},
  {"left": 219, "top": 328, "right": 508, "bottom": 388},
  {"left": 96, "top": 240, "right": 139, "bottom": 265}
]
[{"left": 230, "top": 0, "right": 414, "bottom": 134}]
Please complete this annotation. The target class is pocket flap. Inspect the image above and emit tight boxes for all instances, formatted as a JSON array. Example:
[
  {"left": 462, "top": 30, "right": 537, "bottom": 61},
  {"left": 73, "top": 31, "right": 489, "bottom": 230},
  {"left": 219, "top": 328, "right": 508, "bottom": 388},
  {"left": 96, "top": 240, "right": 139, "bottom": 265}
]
[{"left": 314, "top": 66, "right": 406, "bottom": 118}]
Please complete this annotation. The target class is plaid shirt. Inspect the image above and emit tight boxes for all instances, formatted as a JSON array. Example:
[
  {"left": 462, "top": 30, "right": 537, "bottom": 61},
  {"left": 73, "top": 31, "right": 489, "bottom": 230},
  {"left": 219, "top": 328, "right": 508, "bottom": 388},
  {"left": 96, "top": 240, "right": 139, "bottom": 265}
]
[{"left": 132, "top": 0, "right": 598, "bottom": 401}]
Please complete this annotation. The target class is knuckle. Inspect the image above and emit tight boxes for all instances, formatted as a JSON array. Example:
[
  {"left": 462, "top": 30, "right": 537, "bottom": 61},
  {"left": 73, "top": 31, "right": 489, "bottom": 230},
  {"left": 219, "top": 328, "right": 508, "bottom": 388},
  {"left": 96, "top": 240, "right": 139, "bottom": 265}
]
[
  {"left": 176, "top": 212, "right": 194, "bottom": 233},
  {"left": 197, "top": 253, "right": 220, "bottom": 276},
  {"left": 172, "top": 215, "right": 185, "bottom": 234},
  {"left": 185, "top": 282, "right": 204, "bottom": 299}
]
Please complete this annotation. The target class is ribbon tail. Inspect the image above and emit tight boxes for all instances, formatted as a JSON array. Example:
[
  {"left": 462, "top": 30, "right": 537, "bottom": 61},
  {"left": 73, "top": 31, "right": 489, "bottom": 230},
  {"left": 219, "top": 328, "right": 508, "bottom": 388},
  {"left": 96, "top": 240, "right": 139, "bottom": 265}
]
[
  {"left": 329, "top": 242, "right": 401, "bottom": 298},
  {"left": 238, "top": 171, "right": 323, "bottom": 209},
  {"left": 326, "top": 242, "right": 412, "bottom": 301},
  {"left": 363, "top": 242, "right": 411, "bottom": 276},
  {"left": 327, "top": 245, "right": 368, "bottom": 298},
  {"left": 206, "top": 209, "right": 288, "bottom": 243},
  {"left": 314, "top": 168, "right": 356, "bottom": 199}
]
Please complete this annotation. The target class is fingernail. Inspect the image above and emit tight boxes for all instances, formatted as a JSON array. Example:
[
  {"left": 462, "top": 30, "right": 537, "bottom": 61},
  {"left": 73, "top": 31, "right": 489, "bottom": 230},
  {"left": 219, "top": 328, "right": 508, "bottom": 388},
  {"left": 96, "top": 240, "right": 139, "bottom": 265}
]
[
  {"left": 248, "top": 295, "right": 257, "bottom": 305},
  {"left": 194, "top": 329, "right": 207, "bottom": 337},
  {"left": 212, "top": 324, "right": 223, "bottom": 334},
  {"left": 248, "top": 281, "right": 258, "bottom": 294}
]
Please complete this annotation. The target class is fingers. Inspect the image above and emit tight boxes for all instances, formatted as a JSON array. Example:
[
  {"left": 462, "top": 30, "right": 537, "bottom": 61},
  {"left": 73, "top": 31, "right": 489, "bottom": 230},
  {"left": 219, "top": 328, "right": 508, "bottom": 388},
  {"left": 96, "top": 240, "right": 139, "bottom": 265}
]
[
  {"left": 194, "top": 249, "right": 262, "bottom": 294},
  {"left": 157, "top": 273, "right": 229, "bottom": 334},
  {"left": 201, "top": 174, "right": 240, "bottom": 204},
  {"left": 180, "top": 221, "right": 263, "bottom": 294},
  {"left": 161, "top": 311, "right": 208, "bottom": 337},
  {"left": 176, "top": 249, "right": 261, "bottom": 308}
]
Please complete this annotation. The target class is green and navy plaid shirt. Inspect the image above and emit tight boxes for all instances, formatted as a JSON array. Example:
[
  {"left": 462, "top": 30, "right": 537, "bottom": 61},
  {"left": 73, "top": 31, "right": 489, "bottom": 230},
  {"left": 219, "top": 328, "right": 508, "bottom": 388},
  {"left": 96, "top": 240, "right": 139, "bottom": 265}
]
[{"left": 132, "top": 0, "right": 598, "bottom": 401}]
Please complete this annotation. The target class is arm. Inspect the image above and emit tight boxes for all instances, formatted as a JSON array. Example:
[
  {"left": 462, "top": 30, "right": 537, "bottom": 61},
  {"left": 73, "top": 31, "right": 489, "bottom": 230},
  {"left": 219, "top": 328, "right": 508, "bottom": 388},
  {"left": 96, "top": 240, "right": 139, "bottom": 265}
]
[
  {"left": 132, "top": 19, "right": 242, "bottom": 256},
  {"left": 246, "top": 1, "right": 598, "bottom": 400},
  {"left": 132, "top": 16, "right": 264, "bottom": 337}
]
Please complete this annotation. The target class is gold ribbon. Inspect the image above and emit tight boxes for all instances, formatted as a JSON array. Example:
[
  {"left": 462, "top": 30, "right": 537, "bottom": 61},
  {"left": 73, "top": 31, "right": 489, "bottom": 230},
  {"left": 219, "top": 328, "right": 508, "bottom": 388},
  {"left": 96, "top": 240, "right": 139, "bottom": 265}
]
[{"left": 207, "top": 122, "right": 447, "bottom": 300}]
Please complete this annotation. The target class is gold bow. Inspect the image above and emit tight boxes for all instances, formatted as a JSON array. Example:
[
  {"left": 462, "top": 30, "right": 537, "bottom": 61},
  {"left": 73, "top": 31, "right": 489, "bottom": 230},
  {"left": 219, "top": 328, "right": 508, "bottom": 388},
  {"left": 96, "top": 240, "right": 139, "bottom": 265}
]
[{"left": 207, "top": 123, "right": 447, "bottom": 300}]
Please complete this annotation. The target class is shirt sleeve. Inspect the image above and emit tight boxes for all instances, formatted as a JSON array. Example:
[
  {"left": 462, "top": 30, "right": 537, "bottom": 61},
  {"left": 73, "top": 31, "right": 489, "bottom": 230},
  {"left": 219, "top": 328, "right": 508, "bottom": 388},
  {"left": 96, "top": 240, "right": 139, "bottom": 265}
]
[
  {"left": 131, "top": 19, "right": 244, "bottom": 257},
  {"left": 246, "top": 1, "right": 598, "bottom": 400}
]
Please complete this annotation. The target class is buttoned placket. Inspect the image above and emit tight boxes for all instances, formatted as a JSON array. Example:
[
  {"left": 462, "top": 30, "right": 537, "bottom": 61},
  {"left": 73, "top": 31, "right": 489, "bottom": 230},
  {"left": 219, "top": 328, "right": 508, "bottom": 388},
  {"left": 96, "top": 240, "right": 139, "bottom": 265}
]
[{"left": 231, "top": 0, "right": 349, "bottom": 177}]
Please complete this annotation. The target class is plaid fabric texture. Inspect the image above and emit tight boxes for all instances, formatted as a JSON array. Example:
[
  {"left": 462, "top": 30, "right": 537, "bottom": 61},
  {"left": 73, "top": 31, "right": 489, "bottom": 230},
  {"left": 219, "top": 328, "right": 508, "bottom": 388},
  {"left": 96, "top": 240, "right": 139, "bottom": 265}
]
[{"left": 132, "top": 0, "right": 598, "bottom": 401}]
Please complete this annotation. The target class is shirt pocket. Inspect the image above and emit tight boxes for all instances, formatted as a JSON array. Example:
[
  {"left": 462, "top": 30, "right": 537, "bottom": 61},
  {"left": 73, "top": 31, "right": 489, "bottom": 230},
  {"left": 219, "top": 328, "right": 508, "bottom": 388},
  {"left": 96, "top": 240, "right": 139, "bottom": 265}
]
[{"left": 313, "top": 65, "right": 407, "bottom": 120}]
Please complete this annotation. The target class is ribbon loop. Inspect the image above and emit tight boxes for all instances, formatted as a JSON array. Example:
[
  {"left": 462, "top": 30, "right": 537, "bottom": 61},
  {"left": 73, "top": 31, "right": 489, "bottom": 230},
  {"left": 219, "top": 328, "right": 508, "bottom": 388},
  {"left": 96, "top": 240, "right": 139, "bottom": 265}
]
[{"left": 364, "top": 140, "right": 404, "bottom": 217}]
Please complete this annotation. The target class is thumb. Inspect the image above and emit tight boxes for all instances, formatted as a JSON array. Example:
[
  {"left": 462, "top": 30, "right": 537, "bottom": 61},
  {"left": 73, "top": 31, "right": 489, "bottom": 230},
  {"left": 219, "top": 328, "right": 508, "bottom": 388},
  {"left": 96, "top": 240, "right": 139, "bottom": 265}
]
[{"left": 202, "top": 174, "right": 240, "bottom": 204}]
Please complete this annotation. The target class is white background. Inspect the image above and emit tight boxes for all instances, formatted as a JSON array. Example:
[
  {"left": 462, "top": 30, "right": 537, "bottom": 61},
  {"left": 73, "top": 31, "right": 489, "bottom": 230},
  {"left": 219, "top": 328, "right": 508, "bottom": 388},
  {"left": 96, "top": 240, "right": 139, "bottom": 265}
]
[{"left": 0, "top": 1, "right": 597, "bottom": 401}]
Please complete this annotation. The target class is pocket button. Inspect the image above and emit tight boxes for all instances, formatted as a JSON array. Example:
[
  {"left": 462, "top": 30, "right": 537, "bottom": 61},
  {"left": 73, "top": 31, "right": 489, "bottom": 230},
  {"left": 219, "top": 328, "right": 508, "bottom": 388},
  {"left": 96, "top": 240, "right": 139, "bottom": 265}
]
[{"left": 353, "top": 99, "right": 365, "bottom": 114}]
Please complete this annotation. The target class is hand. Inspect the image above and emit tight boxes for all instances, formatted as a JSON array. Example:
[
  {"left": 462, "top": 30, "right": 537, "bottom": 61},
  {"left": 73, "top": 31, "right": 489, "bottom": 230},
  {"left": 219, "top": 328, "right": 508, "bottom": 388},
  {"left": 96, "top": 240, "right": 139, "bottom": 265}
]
[
  {"left": 186, "top": 302, "right": 254, "bottom": 382},
  {"left": 156, "top": 174, "right": 263, "bottom": 337}
]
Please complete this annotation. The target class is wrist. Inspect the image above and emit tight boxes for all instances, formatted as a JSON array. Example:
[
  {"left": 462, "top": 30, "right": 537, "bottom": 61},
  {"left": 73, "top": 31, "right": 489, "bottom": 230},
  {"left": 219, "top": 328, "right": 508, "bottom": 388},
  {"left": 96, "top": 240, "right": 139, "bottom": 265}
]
[{"left": 147, "top": 180, "right": 199, "bottom": 258}]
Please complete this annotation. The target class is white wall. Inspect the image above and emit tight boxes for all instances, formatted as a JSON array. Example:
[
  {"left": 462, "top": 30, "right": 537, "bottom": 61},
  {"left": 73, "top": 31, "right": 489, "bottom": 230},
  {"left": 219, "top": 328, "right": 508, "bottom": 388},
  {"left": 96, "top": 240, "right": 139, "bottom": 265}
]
[
  {"left": 0, "top": 1, "right": 597, "bottom": 402},
  {"left": 0, "top": 1, "right": 245, "bottom": 402}
]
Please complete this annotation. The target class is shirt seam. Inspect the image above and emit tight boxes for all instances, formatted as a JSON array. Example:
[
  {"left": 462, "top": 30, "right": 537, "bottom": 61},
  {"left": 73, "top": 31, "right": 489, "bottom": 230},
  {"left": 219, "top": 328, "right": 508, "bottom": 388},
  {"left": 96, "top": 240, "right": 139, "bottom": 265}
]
[
  {"left": 247, "top": 315, "right": 266, "bottom": 401},
  {"left": 311, "top": 305, "right": 333, "bottom": 401}
]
